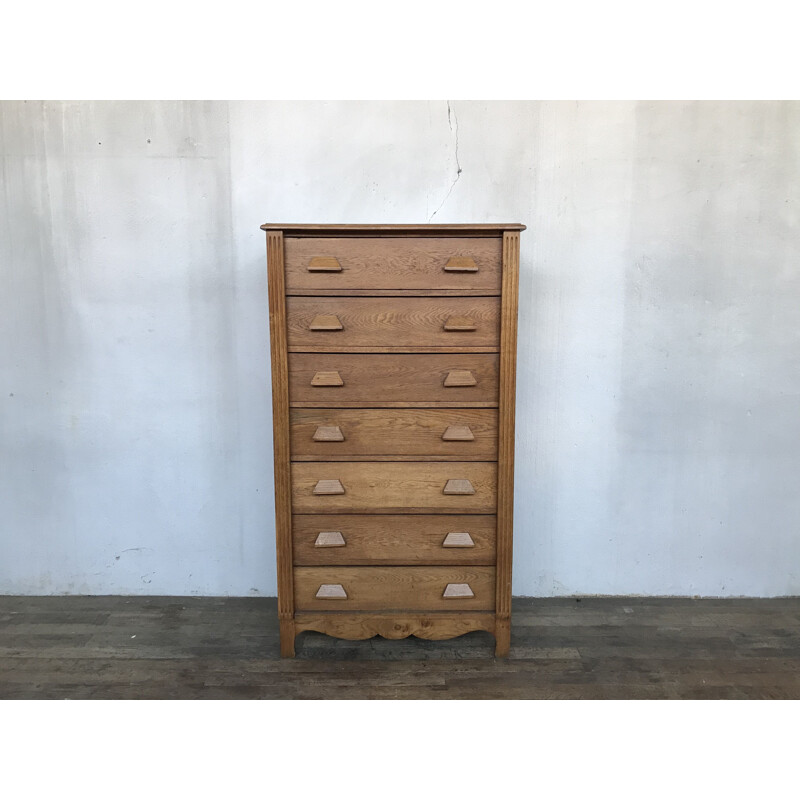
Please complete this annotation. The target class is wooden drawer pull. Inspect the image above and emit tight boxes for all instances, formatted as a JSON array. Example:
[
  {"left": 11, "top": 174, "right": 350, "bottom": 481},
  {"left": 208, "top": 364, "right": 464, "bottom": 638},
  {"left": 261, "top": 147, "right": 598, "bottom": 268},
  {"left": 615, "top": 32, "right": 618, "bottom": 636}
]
[
  {"left": 443, "top": 479, "right": 475, "bottom": 495},
  {"left": 314, "top": 531, "right": 346, "bottom": 548},
  {"left": 309, "top": 314, "right": 343, "bottom": 331},
  {"left": 443, "top": 257, "right": 479, "bottom": 273},
  {"left": 313, "top": 479, "right": 345, "bottom": 495},
  {"left": 308, "top": 257, "right": 342, "bottom": 272},
  {"left": 443, "top": 315, "right": 477, "bottom": 332},
  {"left": 443, "top": 369, "right": 477, "bottom": 387},
  {"left": 442, "top": 532, "right": 475, "bottom": 548},
  {"left": 313, "top": 425, "right": 345, "bottom": 442},
  {"left": 315, "top": 584, "right": 347, "bottom": 599},
  {"left": 443, "top": 583, "right": 475, "bottom": 598},
  {"left": 311, "top": 370, "right": 344, "bottom": 387},
  {"left": 441, "top": 424, "right": 474, "bottom": 441}
]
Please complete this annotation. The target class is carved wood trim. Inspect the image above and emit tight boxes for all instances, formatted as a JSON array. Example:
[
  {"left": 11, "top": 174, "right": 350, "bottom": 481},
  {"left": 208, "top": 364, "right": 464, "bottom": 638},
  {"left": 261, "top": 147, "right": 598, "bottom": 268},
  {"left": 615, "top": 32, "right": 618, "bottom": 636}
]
[{"left": 294, "top": 612, "right": 496, "bottom": 641}]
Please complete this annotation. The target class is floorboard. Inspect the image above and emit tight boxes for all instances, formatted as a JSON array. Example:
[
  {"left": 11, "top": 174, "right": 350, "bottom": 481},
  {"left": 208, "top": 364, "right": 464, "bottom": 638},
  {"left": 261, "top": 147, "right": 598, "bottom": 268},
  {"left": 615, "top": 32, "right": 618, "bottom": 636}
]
[{"left": 1, "top": 596, "right": 798, "bottom": 699}]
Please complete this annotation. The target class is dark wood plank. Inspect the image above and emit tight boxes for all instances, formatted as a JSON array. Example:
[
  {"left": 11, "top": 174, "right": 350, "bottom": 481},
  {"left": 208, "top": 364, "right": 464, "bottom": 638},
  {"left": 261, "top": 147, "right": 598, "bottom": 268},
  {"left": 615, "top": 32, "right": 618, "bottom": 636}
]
[{"left": 2, "top": 596, "right": 799, "bottom": 699}]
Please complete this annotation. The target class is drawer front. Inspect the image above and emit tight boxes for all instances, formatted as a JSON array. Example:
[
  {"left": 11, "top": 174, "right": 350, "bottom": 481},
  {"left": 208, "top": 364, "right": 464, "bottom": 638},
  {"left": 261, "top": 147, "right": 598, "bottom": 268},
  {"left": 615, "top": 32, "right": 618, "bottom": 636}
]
[
  {"left": 291, "top": 462, "right": 497, "bottom": 514},
  {"left": 293, "top": 514, "right": 496, "bottom": 565},
  {"left": 285, "top": 237, "right": 502, "bottom": 292},
  {"left": 294, "top": 566, "right": 496, "bottom": 611},
  {"left": 288, "top": 353, "right": 499, "bottom": 406},
  {"left": 290, "top": 408, "right": 498, "bottom": 460},
  {"left": 286, "top": 296, "right": 500, "bottom": 351}
]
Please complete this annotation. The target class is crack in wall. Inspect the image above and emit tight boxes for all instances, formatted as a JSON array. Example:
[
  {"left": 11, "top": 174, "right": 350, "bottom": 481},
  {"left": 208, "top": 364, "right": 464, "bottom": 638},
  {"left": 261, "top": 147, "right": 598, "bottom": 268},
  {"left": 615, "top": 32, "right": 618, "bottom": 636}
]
[{"left": 428, "top": 100, "right": 463, "bottom": 221}]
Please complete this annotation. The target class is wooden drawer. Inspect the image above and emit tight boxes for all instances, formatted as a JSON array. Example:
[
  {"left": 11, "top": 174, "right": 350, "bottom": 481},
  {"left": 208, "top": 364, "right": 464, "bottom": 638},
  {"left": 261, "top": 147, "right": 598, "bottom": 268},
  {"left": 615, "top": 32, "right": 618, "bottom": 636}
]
[
  {"left": 288, "top": 353, "right": 499, "bottom": 407},
  {"left": 293, "top": 514, "right": 496, "bottom": 565},
  {"left": 294, "top": 566, "right": 496, "bottom": 611},
  {"left": 286, "top": 296, "right": 500, "bottom": 352},
  {"left": 290, "top": 408, "right": 498, "bottom": 461},
  {"left": 291, "top": 462, "right": 497, "bottom": 514},
  {"left": 285, "top": 237, "right": 502, "bottom": 293}
]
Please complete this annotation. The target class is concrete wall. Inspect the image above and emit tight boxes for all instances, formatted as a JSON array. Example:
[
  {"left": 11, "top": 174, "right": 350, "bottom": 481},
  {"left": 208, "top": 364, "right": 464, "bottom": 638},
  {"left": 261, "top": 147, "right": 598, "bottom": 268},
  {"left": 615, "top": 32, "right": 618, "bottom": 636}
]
[{"left": 1, "top": 100, "right": 799, "bottom": 597}]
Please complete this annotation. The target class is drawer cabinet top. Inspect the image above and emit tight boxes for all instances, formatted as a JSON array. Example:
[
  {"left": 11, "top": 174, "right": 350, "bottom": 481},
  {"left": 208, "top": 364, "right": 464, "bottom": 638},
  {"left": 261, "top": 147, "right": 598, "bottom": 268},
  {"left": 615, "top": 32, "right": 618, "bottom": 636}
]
[{"left": 261, "top": 223, "right": 526, "bottom": 237}]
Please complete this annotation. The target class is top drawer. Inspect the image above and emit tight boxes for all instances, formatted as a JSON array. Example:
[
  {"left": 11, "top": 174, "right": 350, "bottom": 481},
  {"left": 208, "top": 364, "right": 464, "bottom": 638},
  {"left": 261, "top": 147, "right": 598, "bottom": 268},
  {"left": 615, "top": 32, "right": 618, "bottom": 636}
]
[{"left": 284, "top": 237, "right": 502, "bottom": 293}]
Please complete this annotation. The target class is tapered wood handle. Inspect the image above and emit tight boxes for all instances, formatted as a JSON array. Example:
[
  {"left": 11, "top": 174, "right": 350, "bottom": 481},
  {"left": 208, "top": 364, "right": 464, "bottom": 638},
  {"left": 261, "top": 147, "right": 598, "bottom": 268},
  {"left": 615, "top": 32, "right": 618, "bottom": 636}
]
[
  {"left": 313, "top": 425, "right": 345, "bottom": 442},
  {"left": 443, "top": 479, "right": 475, "bottom": 495},
  {"left": 442, "top": 425, "right": 474, "bottom": 441},
  {"left": 311, "top": 370, "right": 344, "bottom": 387},
  {"left": 314, "top": 531, "right": 346, "bottom": 548},
  {"left": 309, "top": 314, "right": 343, "bottom": 331},
  {"left": 313, "top": 479, "right": 345, "bottom": 495},
  {"left": 308, "top": 257, "right": 342, "bottom": 272},
  {"left": 443, "top": 583, "right": 475, "bottom": 598},
  {"left": 443, "top": 315, "right": 477, "bottom": 332},
  {"left": 443, "top": 257, "right": 479, "bottom": 273},
  {"left": 315, "top": 584, "right": 347, "bottom": 599},
  {"left": 442, "top": 532, "right": 475, "bottom": 548},
  {"left": 443, "top": 370, "right": 477, "bottom": 387}
]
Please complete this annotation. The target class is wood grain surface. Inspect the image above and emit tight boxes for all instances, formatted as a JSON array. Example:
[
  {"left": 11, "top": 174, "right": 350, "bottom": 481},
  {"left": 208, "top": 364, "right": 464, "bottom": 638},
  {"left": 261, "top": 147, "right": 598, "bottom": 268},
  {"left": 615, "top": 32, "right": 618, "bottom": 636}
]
[
  {"left": 261, "top": 223, "right": 526, "bottom": 235},
  {"left": 285, "top": 237, "right": 502, "bottom": 292},
  {"left": 294, "top": 566, "right": 496, "bottom": 611},
  {"left": 288, "top": 353, "right": 499, "bottom": 406},
  {"left": 290, "top": 408, "right": 498, "bottom": 460},
  {"left": 294, "top": 612, "right": 496, "bottom": 640},
  {"left": 292, "top": 514, "right": 496, "bottom": 565},
  {"left": 291, "top": 462, "right": 497, "bottom": 514},
  {"left": 266, "top": 230, "right": 295, "bottom": 656},
  {"left": 495, "top": 231, "right": 521, "bottom": 656},
  {"left": 286, "top": 296, "right": 500, "bottom": 351}
]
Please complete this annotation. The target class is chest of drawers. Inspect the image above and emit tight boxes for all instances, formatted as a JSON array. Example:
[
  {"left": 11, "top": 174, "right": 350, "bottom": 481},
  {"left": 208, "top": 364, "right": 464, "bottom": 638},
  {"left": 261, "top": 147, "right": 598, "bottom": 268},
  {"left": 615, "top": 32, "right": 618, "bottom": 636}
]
[{"left": 262, "top": 223, "right": 524, "bottom": 657}]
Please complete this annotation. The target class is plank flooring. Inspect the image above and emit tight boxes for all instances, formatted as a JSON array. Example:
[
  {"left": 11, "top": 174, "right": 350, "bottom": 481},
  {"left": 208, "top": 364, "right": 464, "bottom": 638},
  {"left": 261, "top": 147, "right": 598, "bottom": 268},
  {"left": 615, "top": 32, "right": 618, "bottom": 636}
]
[{"left": 1, "top": 596, "right": 798, "bottom": 699}]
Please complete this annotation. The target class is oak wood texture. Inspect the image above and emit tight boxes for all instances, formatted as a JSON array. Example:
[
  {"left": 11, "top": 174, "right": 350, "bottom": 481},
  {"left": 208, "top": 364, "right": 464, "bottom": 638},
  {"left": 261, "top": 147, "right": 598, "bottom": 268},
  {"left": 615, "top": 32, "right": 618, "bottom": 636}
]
[
  {"left": 292, "top": 462, "right": 497, "bottom": 514},
  {"left": 284, "top": 237, "right": 502, "bottom": 292},
  {"left": 289, "top": 353, "right": 499, "bottom": 406},
  {"left": 443, "top": 479, "right": 476, "bottom": 495},
  {"left": 444, "top": 257, "right": 479, "bottom": 272},
  {"left": 442, "top": 531, "right": 475, "bottom": 548},
  {"left": 266, "top": 223, "right": 521, "bottom": 658},
  {"left": 308, "top": 314, "right": 343, "bottom": 331},
  {"left": 310, "top": 370, "right": 344, "bottom": 387},
  {"left": 294, "top": 611, "right": 496, "bottom": 642},
  {"left": 441, "top": 424, "right": 475, "bottom": 441},
  {"left": 294, "top": 567, "right": 496, "bottom": 612},
  {"left": 312, "top": 479, "right": 345, "bottom": 495},
  {"left": 443, "top": 315, "right": 477, "bottom": 332},
  {"left": 443, "top": 369, "right": 478, "bottom": 387},
  {"left": 293, "top": 514, "right": 496, "bottom": 565},
  {"left": 314, "top": 531, "right": 346, "bottom": 548},
  {"left": 261, "top": 223, "right": 526, "bottom": 235},
  {"left": 308, "top": 257, "right": 342, "bottom": 272},
  {"left": 266, "top": 231, "right": 295, "bottom": 655},
  {"left": 312, "top": 425, "right": 345, "bottom": 442},
  {"left": 443, "top": 583, "right": 475, "bottom": 598},
  {"left": 315, "top": 584, "right": 348, "bottom": 599},
  {"left": 290, "top": 408, "right": 498, "bottom": 460},
  {"left": 495, "top": 231, "right": 521, "bottom": 657},
  {"left": 286, "top": 296, "right": 500, "bottom": 352}
]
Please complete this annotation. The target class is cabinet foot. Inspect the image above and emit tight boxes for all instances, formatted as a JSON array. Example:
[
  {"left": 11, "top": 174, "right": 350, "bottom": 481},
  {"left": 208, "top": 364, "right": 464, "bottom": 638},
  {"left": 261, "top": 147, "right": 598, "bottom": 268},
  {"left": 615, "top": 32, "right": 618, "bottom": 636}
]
[
  {"left": 279, "top": 619, "right": 296, "bottom": 658},
  {"left": 494, "top": 617, "right": 510, "bottom": 657}
]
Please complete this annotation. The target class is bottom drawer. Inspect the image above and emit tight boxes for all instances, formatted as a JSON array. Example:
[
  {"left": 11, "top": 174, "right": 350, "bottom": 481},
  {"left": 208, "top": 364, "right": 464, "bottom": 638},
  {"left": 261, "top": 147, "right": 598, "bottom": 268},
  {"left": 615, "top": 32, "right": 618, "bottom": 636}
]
[{"left": 294, "top": 566, "right": 495, "bottom": 612}]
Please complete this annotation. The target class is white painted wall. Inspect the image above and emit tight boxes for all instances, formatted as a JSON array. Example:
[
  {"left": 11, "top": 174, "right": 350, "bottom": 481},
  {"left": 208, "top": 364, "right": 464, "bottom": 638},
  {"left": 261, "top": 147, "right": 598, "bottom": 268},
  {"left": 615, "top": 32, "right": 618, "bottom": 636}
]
[{"left": 2, "top": 100, "right": 799, "bottom": 597}]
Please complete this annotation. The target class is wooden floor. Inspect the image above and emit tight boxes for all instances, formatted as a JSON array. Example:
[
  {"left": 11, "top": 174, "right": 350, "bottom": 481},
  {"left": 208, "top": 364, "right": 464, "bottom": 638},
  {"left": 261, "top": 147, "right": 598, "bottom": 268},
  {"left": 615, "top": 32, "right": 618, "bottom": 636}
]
[{"left": 1, "top": 596, "right": 798, "bottom": 699}]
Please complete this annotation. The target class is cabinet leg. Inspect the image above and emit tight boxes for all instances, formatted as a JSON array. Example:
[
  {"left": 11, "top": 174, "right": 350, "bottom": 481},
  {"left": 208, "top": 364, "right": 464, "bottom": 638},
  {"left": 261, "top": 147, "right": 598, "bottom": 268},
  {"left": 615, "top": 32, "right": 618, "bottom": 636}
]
[
  {"left": 279, "top": 618, "right": 296, "bottom": 658},
  {"left": 494, "top": 617, "right": 510, "bottom": 658}
]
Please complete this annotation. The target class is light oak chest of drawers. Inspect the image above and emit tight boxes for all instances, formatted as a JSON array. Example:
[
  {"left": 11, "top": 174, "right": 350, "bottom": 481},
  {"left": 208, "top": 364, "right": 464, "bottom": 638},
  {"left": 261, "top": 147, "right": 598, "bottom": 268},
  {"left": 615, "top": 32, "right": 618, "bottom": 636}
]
[{"left": 262, "top": 223, "right": 524, "bottom": 657}]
